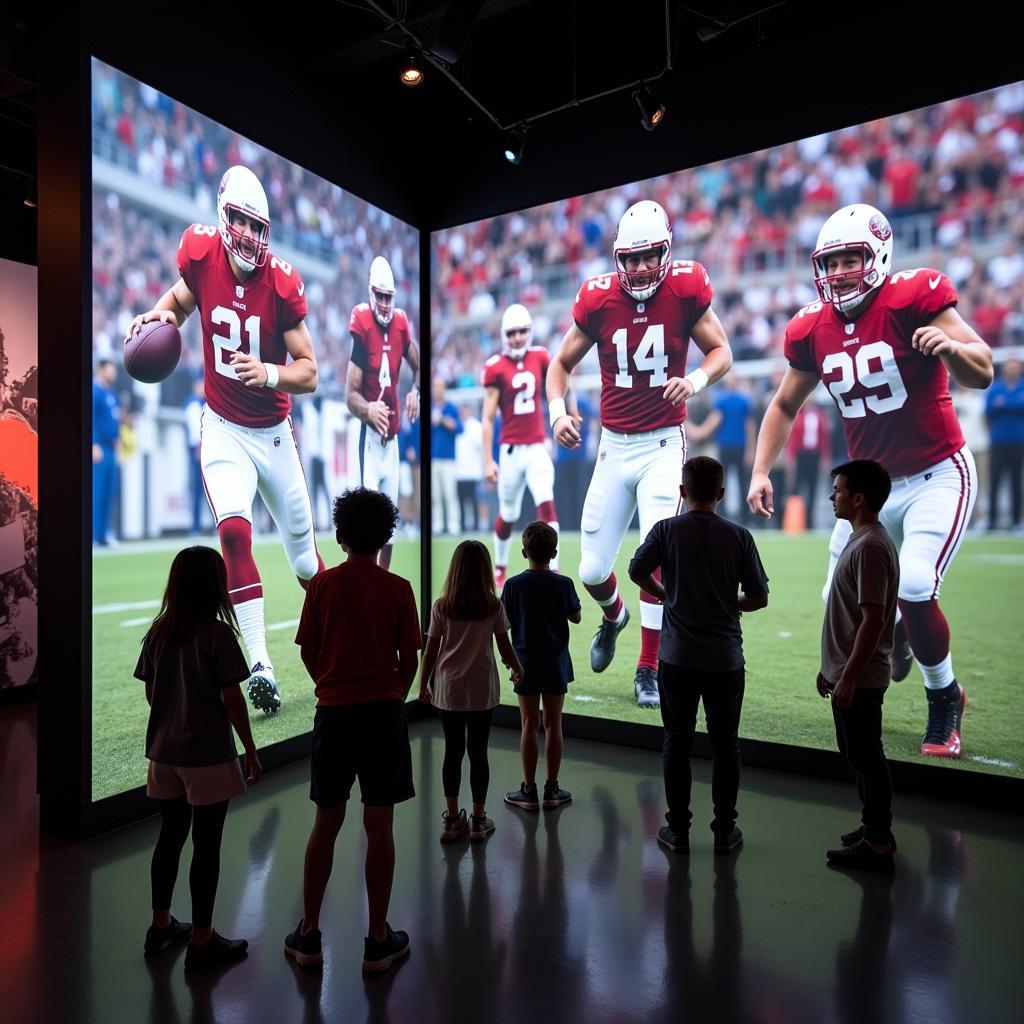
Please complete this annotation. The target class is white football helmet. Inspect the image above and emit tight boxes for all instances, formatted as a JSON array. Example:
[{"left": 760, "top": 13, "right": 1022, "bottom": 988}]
[
  {"left": 613, "top": 200, "right": 673, "bottom": 301},
  {"left": 217, "top": 166, "right": 270, "bottom": 272},
  {"left": 368, "top": 256, "right": 396, "bottom": 327},
  {"left": 500, "top": 303, "right": 532, "bottom": 357},
  {"left": 811, "top": 203, "right": 893, "bottom": 313}
]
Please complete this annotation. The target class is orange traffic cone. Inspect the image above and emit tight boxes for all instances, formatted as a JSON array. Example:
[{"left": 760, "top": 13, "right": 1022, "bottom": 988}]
[{"left": 782, "top": 495, "right": 807, "bottom": 534}]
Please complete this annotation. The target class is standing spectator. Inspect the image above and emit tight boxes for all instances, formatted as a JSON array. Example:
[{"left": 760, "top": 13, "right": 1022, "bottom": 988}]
[
  {"left": 183, "top": 375, "right": 205, "bottom": 535},
  {"left": 431, "top": 379, "right": 462, "bottom": 536},
  {"left": 301, "top": 396, "right": 331, "bottom": 531},
  {"left": 286, "top": 489, "right": 421, "bottom": 973},
  {"left": 398, "top": 419, "right": 421, "bottom": 538},
  {"left": 553, "top": 391, "right": 595, "bottom": 533},
  {"left": 455, "top": 404, "right": 484, "bottom": 533},
  {"left": 92, "top": 358, "right": 120, "bottom": 547},
  {"left": 628, "top": 457, "right": 768, "bottom": 855},
  {"left": 818, "top": 461, "right": 899, "bottom": 873},
  {"left": 986, "top": 358, "right": 1024, "bottom": 531},
  {"left": 787, "top": 402, "right": 831, "bottom": 529}
]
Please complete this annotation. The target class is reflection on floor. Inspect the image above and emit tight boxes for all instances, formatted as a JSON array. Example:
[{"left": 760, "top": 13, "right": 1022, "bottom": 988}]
[{"left": 1, "top": 704, "right": 1022, "bottom": 1023}]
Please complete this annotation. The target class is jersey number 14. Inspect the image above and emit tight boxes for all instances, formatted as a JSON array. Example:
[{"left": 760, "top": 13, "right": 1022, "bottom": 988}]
[{"left": 612, "top": 324, "right": 669, "bottom": 388}]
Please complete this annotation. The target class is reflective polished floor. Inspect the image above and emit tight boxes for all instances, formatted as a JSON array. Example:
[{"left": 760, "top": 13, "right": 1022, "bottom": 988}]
[{"left": 2, "top": 703, "right": 1022, "bottom": 1023}]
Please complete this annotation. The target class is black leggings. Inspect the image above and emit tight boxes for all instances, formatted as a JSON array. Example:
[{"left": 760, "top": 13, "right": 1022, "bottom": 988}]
[
  {"left": 438, "top": 708, "right": 494, "bottom": 806},
  {"left": 151, "top": 797, "right": 230, "bottom": 928}
]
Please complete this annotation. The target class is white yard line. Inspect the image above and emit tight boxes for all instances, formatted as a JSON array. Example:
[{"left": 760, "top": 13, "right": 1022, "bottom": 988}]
[
  {"left": 119, "top": 617, "right": 153, "bottom": 628},
  {"left": 95, "top": 599, "right": 161, "bottom": 615},
  {"left": 267, "top": 619, "right": 300, "bottom": 632}
]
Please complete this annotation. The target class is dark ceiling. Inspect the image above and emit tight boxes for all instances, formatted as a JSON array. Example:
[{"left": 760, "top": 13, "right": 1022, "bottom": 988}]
[{"left": 3, "top": 0, "right": 1024, "bottom": 264}]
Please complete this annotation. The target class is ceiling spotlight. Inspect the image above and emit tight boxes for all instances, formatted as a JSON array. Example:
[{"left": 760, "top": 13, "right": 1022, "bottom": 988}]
[
  {"left": 399, "top": 52, "right": 424, "bottom": 87},
  {"left": 504, "top": 125, "right": 527, "bottom": 165},
  {"left": 696, "top": 19, "right": 729, "bottom": 42},
  {"left": 633, "top": 85, "right": 666, "bottom": 131}
]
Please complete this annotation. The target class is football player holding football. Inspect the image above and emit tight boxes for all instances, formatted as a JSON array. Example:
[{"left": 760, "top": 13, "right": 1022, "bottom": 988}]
[
  {"left": 548, "top": 200, "right": 733, "bottom": 708},
  {"left": 346, "top": 255, "right": 420, "bottom": 569},
  {"left": 747, "top": 203, "right": 993, "bottom": 758},
  {"left": 125, "top": 165, "right": 323, "bottom": 715},
  {"left": 482, "top": 303, "right": 560, "bottom": 587}
]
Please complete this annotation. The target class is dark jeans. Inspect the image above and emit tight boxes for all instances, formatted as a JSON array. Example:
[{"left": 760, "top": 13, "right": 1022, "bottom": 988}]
[
  {"left": 831, "top": 687, "right": 892, "bottom": 843},
  {"left": 658, "top": 661, "right": 744, "bottom": 836},
  {"left": 794, "top": 450, "right": 821, "bottom": 529},
  {"left": 719, "top": 445, "right": 749, "bottom": 525},
  {"left": 92, "top": 445, "right": 118, "bottom": 544},
  {"left": 438, "top": 707, "right": 494, "bottom": 806},
  {"left": 457, "top": 479, "right": 479, "bottom": 533},
  {"left": 989, "top": 442, "right": 1024, "bottom": 527},
  {"left": 189, "top": 446, "right": 204, "bottom": 533}
]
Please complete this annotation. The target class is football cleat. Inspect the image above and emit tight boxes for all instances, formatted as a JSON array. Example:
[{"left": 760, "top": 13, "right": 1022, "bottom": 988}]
[
  {"left": 590, "top": 606, "right": 630, "bottom": 673},
  {"left": 634, "top": 666, "right": 660, "bottom": 709},
  {"left": 921, "top": 682, "right": 965, "bottom": 758},
  {"left": 890, "top": 638, "right": 914, "bottom": 682},
  {"left": 247, "top": 662, "right": 282, "bottom": 715},
  {"left": 494, "top": 567, "right": 506, "bottom": 592}
]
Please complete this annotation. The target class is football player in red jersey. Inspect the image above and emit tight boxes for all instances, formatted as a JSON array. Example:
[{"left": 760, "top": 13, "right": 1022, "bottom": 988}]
[
  {"left": 548, "top": 201, "right": 733, "bottom": 708},
  {"left": 747, "top": 204, "right": 993, "bottom": 758},
  {"left": 346, "top": 256, "right": 420, "bottom": 569},
  {"left": 482, "top": 303, "right": 560, "bottom": 588},
  {"left": 124, "top": 165, "right": 324, "bottom": 715}
]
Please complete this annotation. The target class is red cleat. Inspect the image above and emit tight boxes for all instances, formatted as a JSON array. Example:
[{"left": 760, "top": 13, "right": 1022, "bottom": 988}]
[
  {"left": 921, "top": 682, "right": 966, "bottom": 759},
  {"left": 494, "top": 568, "right": 506, "bottom": 592}
]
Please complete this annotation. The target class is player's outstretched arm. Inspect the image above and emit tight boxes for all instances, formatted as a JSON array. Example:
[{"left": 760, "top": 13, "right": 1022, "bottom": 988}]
[
  {"left": 663, "top": 307, "right": 733, "bottom": 407},
  {"left": 481, "top": 386, "right": 501, "bottom": 484},
  {"left": 123, "top": 278, "right": 196, "bottom": 343},
  {"left": 747, "top": 367, "right": 819, "bottom": 518},
  {"left": 548, "top": 322, "right": 593, "bottom": 448},
  {"left": 913, "top": 307, "right": 994, "bottom": 390}
]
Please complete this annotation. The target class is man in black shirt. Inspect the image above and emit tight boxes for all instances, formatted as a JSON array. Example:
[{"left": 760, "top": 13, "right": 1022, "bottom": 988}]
[{"left": 629, "top": 456, "right": 769, "bottom": 855}]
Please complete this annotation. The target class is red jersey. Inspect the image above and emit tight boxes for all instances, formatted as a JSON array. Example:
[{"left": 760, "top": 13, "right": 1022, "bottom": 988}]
[
  {"left": 177, "top": 225, "right": 307, "bottom": 428},
  {"left": 572, "top": 260, "right": 714, "bottom": 433},
  {"left": 349, "top": 304, "right": 413, "bottom": 441},
  {"left": 482, "top": 346, "right": 550, "bottom": 445},
  {"left": 784, "top": 268, "right": 963, "bottom": 477}
]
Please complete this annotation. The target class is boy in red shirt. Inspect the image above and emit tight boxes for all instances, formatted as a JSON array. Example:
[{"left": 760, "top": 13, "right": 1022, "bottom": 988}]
[{"left": 285, "top": 488, "right": 421, "bottom": 972}]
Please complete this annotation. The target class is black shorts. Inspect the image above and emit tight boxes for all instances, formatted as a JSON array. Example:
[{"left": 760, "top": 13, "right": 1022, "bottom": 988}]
[
  {"left": 310, "top": 700, "right": 415, "bottom": 808},
  {"left": 513, "top": 677, "right": 569, "bottom": 697}
]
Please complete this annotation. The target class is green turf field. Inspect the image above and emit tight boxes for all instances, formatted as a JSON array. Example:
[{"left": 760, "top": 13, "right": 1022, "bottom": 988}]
[{"left": 93, "top": 530, "right": 1022, "bottom": 799}]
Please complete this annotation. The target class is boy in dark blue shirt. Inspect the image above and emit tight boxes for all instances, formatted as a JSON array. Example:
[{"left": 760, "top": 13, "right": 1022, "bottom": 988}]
[{"left": 501, "top": 522, "right": 581, "bottom": 810}]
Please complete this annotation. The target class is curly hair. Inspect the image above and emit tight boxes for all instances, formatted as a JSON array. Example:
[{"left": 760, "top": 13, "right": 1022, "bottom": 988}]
[{"left": 332, "top": 488, "right": 400, "bottom": 555}]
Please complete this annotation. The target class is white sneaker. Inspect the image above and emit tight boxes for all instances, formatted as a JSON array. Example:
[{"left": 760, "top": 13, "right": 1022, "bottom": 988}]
[{"left": 247, "top": 662, "right": 282, "bottom": 714}]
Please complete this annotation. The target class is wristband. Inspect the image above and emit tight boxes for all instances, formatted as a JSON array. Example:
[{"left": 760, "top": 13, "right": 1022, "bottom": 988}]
[
  {"left": 264, "top": 363, "right": 280, "bottom": 389},
  {"left": 683, "top": 368, "right": 709, "bottom": 395},
  {"left": 549, "top": 397, "right": 568, "bottom": 427}
]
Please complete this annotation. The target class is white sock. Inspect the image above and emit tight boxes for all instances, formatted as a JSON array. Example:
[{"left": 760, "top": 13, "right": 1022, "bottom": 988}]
[
  {"left": 639, "top": 601, "right": 663, "bottom": 630},
  {"left": 494, "top": 532, "right": 512, "bottom": 571},
  {"left": 920, "top": 653, "right": 955, "bottom": 690},
  {"left": 548, "top": 521, "right": 560, "bottom": 571},
  {"left": 235, "top": 597, "right": 270, "bottom": 670}
]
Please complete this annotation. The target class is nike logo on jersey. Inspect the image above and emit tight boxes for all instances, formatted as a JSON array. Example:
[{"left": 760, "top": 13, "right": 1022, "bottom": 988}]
[{"left": 929, "top": 275, "right": 941, "bottom": 290}]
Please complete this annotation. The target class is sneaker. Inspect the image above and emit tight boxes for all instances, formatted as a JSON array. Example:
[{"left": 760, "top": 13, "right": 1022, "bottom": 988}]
[
  {"left": 841, "top": 826, "right": 898, "bottom": 853},
  {"left": 504, "top": 782, "right": 540, "bottom": 811},
  {"left": 469, "top": 814, "right": 495, "bottom": 841},
  {"left": 657, "top": 825, "right": 689, "bottom": 854},
  {"left": 827, "top": 838, "right": 895, "bottom": 873},
  {"left": 247, "top": 662, "right": 282, "bottom": 715},
  {"left": 713, "top": 827, "right": 744, "bottom": 854},
  {"left": 144, "top": 916, "right": 191, "bottom": 957},
  {"left": 921, "top": 682, "right": 965, "bottom": 758},
  {"left": 183, "top": 931, "right": 248, "bottom": 972},
  {"left": 440, "top": 808, "right": 469, "bottom": 843},
  {"left": 890, "top": 638, "right": 915, "bottom": 682},
  {"left": 542, "top": 781, "right": 572, "bottom": 809},
  {"left": 362, "top": 924, "right": 410, "bottom": 973},
  {"left": 284, "top": 920, "right": 323, "bottom": 968},
  {"left": 590, "top": 606, "right": 630, "bottom": 673},
  {"left": 634, "top": 666, "right": 660, "bottom": 709},
  {"left": 494, "top": 567, "right": 506, "bottom": 591}
]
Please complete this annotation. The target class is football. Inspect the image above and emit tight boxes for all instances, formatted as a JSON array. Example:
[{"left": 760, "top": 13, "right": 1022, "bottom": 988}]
[{"left": 124, "top": 320, "right": 181, "bottom": 384}]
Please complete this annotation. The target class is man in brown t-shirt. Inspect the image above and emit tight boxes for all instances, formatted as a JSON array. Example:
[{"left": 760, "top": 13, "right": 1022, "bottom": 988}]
[
  {"left": 285, "top": 488, "right": 421, "bottom": 973},
  {"left": 817, "top": 459, "right": 899, "bottom": 873}
]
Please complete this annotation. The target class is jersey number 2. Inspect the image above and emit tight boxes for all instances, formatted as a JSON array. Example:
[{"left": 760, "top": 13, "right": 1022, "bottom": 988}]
[
  {"left": 512, "top": 371, "right": 536, "bottom": 414},
  {"left": 611, "top": 324, "right": 668, "bottom": 388},
  {"left": 822, "top": 341, "right": 908, "bottom": 419}
]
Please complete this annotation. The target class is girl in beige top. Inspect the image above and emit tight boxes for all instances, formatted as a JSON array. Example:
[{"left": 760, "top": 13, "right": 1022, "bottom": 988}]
[{"left": 419, "top": 540, "right": 522, "bottom": 843}]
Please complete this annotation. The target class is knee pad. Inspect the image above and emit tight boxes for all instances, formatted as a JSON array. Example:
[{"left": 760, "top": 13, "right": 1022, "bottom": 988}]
[
  {"left": 899, "top": 554, "right": 939, "bottom": 602},
  {"left": 579, "top": 552, "right": 613, "bottom": 588},
  {"left": 292, "top": 550, "right": 320, "bottom": 581}
]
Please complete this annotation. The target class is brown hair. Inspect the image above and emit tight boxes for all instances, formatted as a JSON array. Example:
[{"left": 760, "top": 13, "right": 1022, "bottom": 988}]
[
  {"left": 438, "top": 540, "right": 500, "bottom": 621},
  {"left": 522, "top": 521, "right": 558, "bottom": 563}
]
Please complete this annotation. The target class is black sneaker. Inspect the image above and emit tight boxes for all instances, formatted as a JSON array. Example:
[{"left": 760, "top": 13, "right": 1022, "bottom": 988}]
[
  {"left": 827, "top": 838, "right": 895, "bottom": 873},
  {"left": 841, "top": 826, "right": 898, "bottom": 853},
  {"left": 362, "top": 924, "right": 410, "bottom": 973},
  {"left": 713, "top": 828, "right": 744, "bottom": 854},
  {"left": 504, "top": 782, "right": 540, "bottom": 811},
  {"left": 634, "top": 666, "right": 660, "bottom": 709},
  {"left": 921, "top": 681, "right": 965, "bottom": 758},
  {"left": 590, "top": 607, "right": 630, "bottom": 673},
  {"left": 247, "top": 662, "right": 282, "bottom": 715},
  {"left": 890, "top": 639, "right": 914, "bottom": 682},
  {"left": 542, "top": 781, "right": 572, "bottom": 809},
  {"left": 657, "top": 825, "right": 689, "bottom": 854},
  {"left": 183, "top": 931, "right": 249, "bottom": 972},
  {"left": 469, "top": 814, "right": 495, "bottom": 841},
  {"left": 284, "top": 919, "right": 323, "bottom": 969},
  {"left": 144, "top": 916, "right": 192, "bottom": 957}
]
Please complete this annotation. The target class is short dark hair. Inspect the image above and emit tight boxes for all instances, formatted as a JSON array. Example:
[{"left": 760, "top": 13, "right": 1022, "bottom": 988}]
[
  {"left": 831, "top": 460, "right": 892, "bottom": 512},
  {"left": 522, "top": 521, "right": 558, "bottom": 563},
  {"left": 332, "top": 487, "right": 400, "bottom": 554},
  {"left": 682, "top": 456, "right": 724, "bottom": 503}
]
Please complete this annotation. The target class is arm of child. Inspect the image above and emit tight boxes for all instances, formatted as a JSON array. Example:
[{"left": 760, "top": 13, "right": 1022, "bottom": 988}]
[
  {"left": 495, "top": 630, "right": 524, "bottom": 686},
  {"left": 144, "top": 680, "right": 154, "bottom": 706},
  {"left": 221, "top": 684, "right": 262, "bottom": 785},
  {"left": 566, "top": 579, "right": 582, "bottom": 623},
  {"left": 419, "top": 634, "right": 442, "bottom": 703},
  {"left": 628, "top": 526, "right": 666, "bottom": 600}
]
